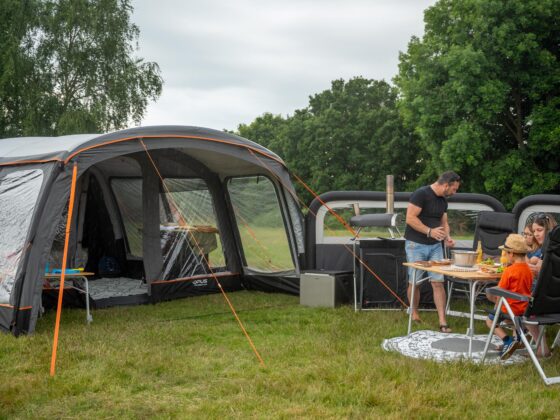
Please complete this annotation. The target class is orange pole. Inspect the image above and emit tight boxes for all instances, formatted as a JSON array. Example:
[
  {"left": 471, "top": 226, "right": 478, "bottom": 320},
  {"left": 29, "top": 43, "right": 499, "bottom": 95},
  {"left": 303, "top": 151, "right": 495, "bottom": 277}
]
[{"left": 50, "top": 163, "right": 79, "bottom": 377}]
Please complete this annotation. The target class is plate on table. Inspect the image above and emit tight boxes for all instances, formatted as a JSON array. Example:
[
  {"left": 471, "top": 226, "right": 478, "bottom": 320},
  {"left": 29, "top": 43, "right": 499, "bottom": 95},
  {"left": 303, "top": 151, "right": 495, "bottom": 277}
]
[
  {"left": 430, "top": 259, "right": 452, "bottom": 266},
  {"left": 414, "top": 261, "right": 432, "bottom": 267},
  {"left": 478, "top": 264, "right": 503, "bottom": 274}
]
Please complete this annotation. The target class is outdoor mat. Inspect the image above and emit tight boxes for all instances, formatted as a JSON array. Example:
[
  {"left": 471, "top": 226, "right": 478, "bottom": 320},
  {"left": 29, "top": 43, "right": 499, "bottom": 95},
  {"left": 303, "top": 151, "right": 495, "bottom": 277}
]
[{"left": 382, "top": 330, "right": 527, "bottom": 364}]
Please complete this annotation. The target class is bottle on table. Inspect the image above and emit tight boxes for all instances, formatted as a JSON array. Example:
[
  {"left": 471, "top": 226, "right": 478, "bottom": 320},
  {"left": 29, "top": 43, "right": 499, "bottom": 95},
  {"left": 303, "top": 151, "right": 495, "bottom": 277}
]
[
  {"left": 500, "top": 249, "right": 508, "bottom": 267},
  {"left": 476, "top": 241, "right": 483, "bottom": 264}
]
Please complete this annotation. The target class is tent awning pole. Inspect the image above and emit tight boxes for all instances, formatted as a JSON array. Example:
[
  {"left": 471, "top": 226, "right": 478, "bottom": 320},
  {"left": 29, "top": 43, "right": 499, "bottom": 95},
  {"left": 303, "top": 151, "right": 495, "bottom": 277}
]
[{"left": 50, "top": 162, "right": 79, "bottom": 377}]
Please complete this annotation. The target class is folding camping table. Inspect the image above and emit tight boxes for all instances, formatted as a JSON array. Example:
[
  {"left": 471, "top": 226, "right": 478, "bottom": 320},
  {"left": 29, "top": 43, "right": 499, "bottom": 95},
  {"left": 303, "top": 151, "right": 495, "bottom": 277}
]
[
  {"left": 43, "top": 272, "right": 95, "bottom": 323},
  {"left": 404, "top": 262, "right": 501, "bottom": 357}
]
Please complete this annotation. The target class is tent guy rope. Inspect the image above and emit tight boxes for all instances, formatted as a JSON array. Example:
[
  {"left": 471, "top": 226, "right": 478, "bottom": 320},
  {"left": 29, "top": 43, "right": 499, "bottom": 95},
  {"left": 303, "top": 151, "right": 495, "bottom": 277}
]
[{"left": 139, "top": 139, "right": 266, "bottom": 367}]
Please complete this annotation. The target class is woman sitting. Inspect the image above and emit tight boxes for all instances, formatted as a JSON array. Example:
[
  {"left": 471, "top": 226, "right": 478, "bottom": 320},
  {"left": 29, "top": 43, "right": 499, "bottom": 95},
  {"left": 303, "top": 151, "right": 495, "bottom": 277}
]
[
  {"left": 528, "top": 213, "right": 558, "bottom": 277},
  {"left": 523, "top": 219, "right": 541, "bottom": 265}
]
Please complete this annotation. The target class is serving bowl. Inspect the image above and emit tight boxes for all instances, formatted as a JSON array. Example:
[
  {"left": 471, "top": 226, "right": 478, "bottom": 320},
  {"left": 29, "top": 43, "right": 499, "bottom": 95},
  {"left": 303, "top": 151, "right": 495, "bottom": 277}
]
[{"left": 452, "top": 250, "right": 478, "bottom": 267}]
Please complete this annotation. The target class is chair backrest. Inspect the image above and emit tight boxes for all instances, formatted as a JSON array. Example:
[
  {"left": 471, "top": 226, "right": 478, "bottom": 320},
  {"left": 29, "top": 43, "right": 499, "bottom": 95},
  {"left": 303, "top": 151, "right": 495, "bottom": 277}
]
[
  {"left": 526, "top": 225, "right": 560, "bottom": 316},
  {"left": 472, "top": 211, "right": 516, "bottom": 256}
]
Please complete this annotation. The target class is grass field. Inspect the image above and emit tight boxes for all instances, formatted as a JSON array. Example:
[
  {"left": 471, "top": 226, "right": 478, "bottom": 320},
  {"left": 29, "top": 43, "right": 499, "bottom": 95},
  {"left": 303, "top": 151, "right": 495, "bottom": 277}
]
[{"left": 1, "top": 291, "right": 559, "bottom": 418}]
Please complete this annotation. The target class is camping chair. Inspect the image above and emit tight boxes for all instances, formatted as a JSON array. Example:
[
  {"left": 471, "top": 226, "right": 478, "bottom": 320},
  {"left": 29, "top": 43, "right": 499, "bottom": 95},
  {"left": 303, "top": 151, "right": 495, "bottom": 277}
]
[
  {"left": 473, "top": 211, "right": 516, "bottom": 257},
  {"left": 482, "top": 225, "right": 560, "bottom": 385}
]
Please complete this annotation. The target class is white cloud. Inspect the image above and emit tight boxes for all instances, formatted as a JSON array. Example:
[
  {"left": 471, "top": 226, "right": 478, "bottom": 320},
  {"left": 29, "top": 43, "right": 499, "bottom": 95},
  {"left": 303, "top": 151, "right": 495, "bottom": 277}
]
[{"left": 132, "top": 0, "right": 436, "bottom": 131}]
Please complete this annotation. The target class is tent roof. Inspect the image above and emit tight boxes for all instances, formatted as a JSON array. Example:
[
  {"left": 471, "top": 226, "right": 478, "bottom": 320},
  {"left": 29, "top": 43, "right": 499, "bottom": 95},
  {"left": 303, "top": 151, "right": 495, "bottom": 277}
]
[{"left": 0, "top": 125, "right": 283, "bottom": 165}]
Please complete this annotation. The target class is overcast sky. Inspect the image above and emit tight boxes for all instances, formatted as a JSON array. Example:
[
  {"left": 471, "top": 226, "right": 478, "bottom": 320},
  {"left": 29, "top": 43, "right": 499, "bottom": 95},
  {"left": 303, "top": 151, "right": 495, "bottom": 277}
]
[{"left": 132, "top": 0, "right": 437, "bottom": 132}]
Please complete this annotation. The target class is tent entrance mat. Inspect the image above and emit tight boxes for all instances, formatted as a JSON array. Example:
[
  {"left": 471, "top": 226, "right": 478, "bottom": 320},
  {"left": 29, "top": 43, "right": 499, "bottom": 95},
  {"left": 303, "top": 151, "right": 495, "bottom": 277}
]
[
  {"left": 382, "top": 330, "right": 528, "bottom": 364},
  {"left": 88, "top": 277, "right": 149, "bottom": 308}
]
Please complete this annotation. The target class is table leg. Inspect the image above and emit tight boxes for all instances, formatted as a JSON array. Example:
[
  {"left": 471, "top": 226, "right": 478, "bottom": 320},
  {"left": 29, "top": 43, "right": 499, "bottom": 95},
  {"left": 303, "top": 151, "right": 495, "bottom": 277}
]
[
  {"left": 445, "top": 280, "right": 453, "bottom": 315},
  {"left": 84, "top": 276, "right": 92, "bottom": 323},
  {"left": 407, "top": 268, "right": 418, "bottom": 335},
  {"left": 467, "top": 280, "right": 479, "bottom": 357},
  {"left": 353, "top": 241, "right": 358, "bottom": 312}
]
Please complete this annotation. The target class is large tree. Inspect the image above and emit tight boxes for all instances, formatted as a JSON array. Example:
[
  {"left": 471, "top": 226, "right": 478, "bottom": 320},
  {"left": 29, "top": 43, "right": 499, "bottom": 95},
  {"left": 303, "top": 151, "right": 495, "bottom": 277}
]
[
  {"left": 238, "top": 77, "right": 421, "bottom": 204},
  {"left": 0, "top": 0, "right": 162, "bottom": 137},
  {"left": 395, "top": 0, "right": 560, "bottom": 208}
]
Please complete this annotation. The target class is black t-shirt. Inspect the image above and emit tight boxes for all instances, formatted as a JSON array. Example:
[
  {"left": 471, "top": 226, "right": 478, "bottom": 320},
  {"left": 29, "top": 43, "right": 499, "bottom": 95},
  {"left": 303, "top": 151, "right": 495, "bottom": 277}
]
[{"left": 404, "top": 185, "right": 448, "bottom": 245}]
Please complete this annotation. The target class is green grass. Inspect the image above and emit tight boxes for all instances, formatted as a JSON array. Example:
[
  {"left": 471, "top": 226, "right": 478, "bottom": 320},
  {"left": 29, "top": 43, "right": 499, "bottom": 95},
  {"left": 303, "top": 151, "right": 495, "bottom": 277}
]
[{"left": 1, "top": 292, "right": 559, "bottom": 418}]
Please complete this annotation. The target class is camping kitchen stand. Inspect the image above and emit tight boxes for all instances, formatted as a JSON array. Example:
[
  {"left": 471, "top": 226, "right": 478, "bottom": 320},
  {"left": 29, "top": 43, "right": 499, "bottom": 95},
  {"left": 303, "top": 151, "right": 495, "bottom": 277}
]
[{"left": 350, "top": 213, "right": 401, "bottom": 311}]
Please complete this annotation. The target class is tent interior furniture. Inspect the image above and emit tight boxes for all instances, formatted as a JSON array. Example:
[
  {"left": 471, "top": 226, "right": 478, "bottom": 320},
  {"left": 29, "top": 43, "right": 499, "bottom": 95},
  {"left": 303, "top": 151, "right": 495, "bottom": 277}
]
[
  {"left": 43, "top": 272, "right": 95, "bottom": 323},
  {"left": 472, "top": 211, "right": 516, "bottom": 256},
  {"left": 482, "top": 225, "right": 560, "bottom": 385},
  {"left": 0, "top": 126, "right": 303, "bottom": 335}
]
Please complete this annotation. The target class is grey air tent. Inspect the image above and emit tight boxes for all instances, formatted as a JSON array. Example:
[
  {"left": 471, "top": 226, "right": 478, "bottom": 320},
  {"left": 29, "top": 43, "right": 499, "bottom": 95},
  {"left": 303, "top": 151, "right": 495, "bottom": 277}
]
[{"left": 0, "top": 126, "right": 304, "bottom": 335}]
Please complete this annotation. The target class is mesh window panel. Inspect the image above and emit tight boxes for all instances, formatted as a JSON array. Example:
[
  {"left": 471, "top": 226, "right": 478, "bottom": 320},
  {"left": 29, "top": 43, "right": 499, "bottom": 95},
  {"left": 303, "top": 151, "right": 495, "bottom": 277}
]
[
  {"left": 0, "top": 169, "right": 44, "bottom": 303},
  {"left": 111, "top": 178, "right": 143, "bottom": 257},
  {"left": 159, "top": 178, "right": 225, "bottom": 280},
  {"left": 228, "top": 176, "right": 294, "bottom": 272}
]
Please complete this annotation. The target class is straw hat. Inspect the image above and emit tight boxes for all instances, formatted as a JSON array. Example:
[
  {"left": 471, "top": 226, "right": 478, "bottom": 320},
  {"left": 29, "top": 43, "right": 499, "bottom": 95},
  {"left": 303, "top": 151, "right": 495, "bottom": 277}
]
[{"left": 499, "top": 233, "right": 529, "bottom": 254}]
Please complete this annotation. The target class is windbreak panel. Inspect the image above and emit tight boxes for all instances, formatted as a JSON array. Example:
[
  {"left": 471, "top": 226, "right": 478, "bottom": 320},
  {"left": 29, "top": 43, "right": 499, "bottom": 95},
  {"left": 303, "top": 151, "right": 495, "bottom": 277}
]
[
  {"left": 111, "top": 178, "right": 143, "bottom": 257},
  {"left": 160, "top": 178, "right": 225, "bottom": 280},
  {"left": 0, "top": 169, "right": 44, "bottom": 304},
  {"left": 228, "top": 176, "right": 294, "bottom": 272}
]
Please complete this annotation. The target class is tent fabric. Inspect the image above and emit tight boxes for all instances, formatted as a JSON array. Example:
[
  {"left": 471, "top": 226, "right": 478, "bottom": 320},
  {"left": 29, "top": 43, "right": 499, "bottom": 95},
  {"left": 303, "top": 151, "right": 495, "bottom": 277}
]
[
  {"left": 142, "top": 161, "right": 163, "bottom": 284},
  {"left": 0, "top": 126, "right": 283, "bottom": 165},
  {"left": 0, "top": 169, "right": 44, "bottom": 303},
  {"left": 0, "top": 126, "right": 302, "bottom": 335}
]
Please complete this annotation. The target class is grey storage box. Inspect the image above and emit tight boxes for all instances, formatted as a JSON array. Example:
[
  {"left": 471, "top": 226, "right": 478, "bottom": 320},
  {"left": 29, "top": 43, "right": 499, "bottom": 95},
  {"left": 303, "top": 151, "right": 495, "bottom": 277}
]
[{"left": 300, "top": 270, "right": 353, "bottom": 307}]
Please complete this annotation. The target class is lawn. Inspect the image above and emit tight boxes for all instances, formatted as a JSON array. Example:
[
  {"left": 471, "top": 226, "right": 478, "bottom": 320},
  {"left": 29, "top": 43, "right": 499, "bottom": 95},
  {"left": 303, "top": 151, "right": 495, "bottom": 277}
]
[{"left": 1, "top": 291, "right": 559, "bottom": 418}]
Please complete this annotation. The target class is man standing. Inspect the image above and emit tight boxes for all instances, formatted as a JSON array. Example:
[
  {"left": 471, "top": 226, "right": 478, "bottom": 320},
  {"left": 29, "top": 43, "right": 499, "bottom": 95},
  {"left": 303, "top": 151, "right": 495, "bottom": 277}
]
[{"left": 405, "top": 171, "right": 461, "bottom": 333}]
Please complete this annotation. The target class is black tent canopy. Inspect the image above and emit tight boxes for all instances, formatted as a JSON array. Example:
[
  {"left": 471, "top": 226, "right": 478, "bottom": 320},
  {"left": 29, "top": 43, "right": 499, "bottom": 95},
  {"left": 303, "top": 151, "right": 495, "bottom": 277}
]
[{"left": 0, "top": 126, "right": 303, "bottom": 334}]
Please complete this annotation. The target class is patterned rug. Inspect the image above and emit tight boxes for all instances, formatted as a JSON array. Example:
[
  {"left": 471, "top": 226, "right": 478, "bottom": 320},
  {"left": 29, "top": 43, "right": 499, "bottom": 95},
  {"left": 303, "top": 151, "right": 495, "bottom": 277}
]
[{"left": 382, "top": 330, "right": 527, "bottom": 364}]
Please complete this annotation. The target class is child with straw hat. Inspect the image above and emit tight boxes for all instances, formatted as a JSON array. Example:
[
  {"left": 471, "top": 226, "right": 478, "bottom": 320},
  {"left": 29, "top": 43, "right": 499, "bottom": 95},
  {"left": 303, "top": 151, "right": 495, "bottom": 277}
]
[{"left": 485, "top": 233, "right": 532, "bottom": 360}]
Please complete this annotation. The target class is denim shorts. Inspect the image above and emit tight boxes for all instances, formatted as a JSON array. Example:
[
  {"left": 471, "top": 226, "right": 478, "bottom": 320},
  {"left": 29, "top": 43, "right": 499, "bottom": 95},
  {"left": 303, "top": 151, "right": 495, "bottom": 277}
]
[{"left": 405, "top": 240, "right": 444, "bottom": 283}]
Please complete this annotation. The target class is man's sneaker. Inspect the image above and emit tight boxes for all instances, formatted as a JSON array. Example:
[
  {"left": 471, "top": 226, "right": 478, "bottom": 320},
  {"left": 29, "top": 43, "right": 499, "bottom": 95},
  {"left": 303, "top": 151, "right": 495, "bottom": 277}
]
[{"left": 500, "top": 338, "right": 523, "bottom": 360}]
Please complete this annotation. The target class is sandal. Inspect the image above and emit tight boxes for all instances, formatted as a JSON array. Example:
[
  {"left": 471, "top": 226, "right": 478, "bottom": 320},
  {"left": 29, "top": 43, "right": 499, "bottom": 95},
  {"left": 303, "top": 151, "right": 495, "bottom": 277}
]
[{"left": 439, "top": 325, "right": 452, "bottom": 333}]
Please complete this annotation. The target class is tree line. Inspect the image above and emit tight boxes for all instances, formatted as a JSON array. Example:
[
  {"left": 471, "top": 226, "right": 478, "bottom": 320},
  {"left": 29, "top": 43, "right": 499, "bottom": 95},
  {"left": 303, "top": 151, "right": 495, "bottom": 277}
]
[
  {"left": 1, "top": 0, "right": 558, "bottom": 208},
  {"left": 0, "top": 0, "right": 162, "bottom": 137},
  {"left": 237, "top": 0, "right": 560, "bottom": 208}
]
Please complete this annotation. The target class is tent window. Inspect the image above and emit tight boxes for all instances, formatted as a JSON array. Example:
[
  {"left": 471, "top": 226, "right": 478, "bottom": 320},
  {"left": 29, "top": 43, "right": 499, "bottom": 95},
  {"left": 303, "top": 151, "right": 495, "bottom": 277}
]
[
  {"left": 0, "top": 169, "right": 44, "bottom": 304},
  {"left": 227, "top": 176, "right": 294, "bottom": 272},
  {"left": 159, "top": 178, "right": 226, "bottom": 279},
  {"left": 111, "top": 178, "right": 143, "bottom": 257},
  {"left": 286, "top": 192, "right": 305, "bottom": 253}
]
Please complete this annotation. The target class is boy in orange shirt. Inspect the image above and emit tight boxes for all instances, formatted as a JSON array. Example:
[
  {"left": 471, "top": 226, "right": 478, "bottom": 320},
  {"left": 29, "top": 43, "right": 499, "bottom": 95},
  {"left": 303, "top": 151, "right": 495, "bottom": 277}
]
[{"left": 485, "top": 234, "right": 533, "bottom": 360}]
